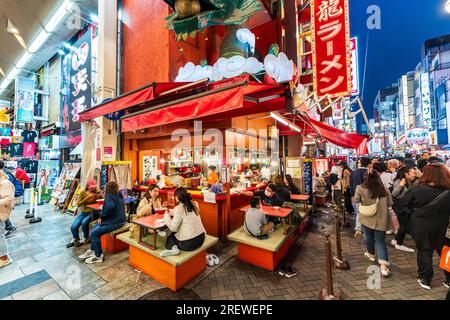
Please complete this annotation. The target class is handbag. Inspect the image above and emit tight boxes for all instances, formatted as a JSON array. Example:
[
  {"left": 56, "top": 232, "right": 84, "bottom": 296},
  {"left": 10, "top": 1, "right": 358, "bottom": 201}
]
[
  {"left": 439, "top": 245, "right": 450, "bottom": 273},
  {"left": 358, "top": 198, "right": 379, "bottom": 217}
]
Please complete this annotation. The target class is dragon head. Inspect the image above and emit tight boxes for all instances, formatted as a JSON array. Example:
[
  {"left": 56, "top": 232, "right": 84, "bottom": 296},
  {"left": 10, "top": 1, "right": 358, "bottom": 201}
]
[{"left": 164, "top": 0, "right": 263, "bottom": 41}]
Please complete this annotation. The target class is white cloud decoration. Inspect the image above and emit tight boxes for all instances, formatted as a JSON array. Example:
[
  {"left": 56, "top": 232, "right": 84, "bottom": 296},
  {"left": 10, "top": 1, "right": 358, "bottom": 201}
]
[
  {"left": 211, "top": 56, "right": 264, "bottom": 81},
  {"left": 175, "top": 62, "right": 213, "bottom": 82},
  {"left": 264, "top": 52, "right": 294, "bottom": 83},
  {"left": 236, "top": 28, "right": 256, "bottom": 54}
]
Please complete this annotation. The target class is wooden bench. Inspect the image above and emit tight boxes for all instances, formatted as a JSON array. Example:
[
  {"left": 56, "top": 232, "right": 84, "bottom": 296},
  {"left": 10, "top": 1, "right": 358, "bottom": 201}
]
[
  {"left": 99, "top": 223, "right": 131, "bottom": 254},
  {"left": 117, "top": 231, "right": 218, "bottom": 291},
  {"left": 227, "top": 226, "right": 295, "bottom": 271}
]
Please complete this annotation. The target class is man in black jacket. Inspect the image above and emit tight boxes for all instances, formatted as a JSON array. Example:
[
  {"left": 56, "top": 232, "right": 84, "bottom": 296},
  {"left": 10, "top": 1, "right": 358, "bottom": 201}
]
[{"left": 350, "top": 157, "right": 372, "bottom": 239}]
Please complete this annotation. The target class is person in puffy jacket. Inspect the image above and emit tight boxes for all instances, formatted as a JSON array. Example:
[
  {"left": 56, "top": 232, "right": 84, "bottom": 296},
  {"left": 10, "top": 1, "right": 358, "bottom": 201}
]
[
  {"left": 78, "top": 181, "right": 125, "bottom": 264},
  {"left": 0, "top": 170, "right": 15, "bottom": 268}
]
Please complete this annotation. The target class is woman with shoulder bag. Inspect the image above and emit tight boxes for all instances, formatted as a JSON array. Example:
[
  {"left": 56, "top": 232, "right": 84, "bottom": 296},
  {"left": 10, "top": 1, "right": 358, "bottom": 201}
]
[
  {"left": 0, "top": 170, "right": 15, "bottom": 268},
  {"left": 354, "top": 169, "right": 393, "bottom": 277},
  {"left": 399, "top": 163, "right": 450, "bottom": 290}
]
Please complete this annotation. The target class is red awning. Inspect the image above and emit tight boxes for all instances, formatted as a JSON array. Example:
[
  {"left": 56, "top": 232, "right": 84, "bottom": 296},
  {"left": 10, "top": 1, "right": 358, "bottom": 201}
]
[
  {"left": 78, "top": 82, "right": 196, "bottom": 122},
  {"left": 121, "top": 76, "right": 288, "bottom": 132}
]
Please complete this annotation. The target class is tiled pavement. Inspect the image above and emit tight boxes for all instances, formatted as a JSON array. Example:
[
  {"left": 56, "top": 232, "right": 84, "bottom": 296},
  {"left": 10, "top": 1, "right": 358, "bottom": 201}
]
[{"left": 0, "top": 204, "right": 448, "bottom": 300}]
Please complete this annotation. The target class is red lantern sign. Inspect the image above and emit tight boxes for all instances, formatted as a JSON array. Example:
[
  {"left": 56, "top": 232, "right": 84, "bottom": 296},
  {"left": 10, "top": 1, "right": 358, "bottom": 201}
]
[{"left": 311, "top": 0, "right": 351, "bottom": 98}]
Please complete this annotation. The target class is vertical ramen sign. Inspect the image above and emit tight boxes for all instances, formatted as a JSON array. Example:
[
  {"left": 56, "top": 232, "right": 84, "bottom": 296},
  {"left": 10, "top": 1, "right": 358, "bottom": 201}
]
[{"left": 311, "top": 0, "right": 351, "bottom": 98}]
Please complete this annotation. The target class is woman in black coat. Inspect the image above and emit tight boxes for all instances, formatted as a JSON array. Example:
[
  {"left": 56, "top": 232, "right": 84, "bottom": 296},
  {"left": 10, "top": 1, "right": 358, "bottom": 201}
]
[{"left": 400, "top": 163, "right": 450, "bottom": 290}]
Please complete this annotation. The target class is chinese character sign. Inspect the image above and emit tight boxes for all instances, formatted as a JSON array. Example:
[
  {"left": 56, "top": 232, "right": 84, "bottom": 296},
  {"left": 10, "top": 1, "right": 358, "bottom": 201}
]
[
  {"left": 311, "top": 0, "right": 351, "bottom": 98},
  {"left": 68, "top": 29, "right": 92, "bottom": 132},
  {"left": 406, "top": 128, "right": 430, "bottom": 145},
  {"left": 350, "top": 37, "right": 360, "bottom": 96},
  {"left": 420, "top": 73, "right": 432, "bottom": 128}
]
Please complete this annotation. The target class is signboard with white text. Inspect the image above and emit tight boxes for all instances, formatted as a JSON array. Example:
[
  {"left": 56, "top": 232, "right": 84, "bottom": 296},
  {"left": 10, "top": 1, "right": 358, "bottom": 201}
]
[
  {"left": 15, "top": 77, "right": 35, "bottom": 123},
  {"left": 420, "top": 73, "right": 432, "bottom": 128},
  {"left": 350, "top": 37, "right": 360, "bottom": 96}
]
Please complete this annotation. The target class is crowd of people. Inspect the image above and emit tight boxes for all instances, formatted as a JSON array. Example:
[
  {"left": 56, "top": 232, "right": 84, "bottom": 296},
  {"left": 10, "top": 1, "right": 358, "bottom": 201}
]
[{"left": 325, "top": 152, "right": 450, "bottom": 290}]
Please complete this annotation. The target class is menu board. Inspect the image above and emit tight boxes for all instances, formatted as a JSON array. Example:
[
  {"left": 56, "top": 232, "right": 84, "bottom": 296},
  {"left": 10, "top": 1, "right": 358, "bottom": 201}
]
[{"left": 51, "top": 162, "right": 82, "bottom": 198}]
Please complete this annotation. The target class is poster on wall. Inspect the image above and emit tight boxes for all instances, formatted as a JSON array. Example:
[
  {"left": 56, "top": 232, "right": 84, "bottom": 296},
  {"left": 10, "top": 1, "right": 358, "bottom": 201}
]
[
  {"left": 67, "top": 185, "right": 82, "bottom": 214},
  {"left": 143, "top": 156, "right": 158, "bottom": 181},
  {"left": 36, "top": 160, "right": 60, "bottom": 189},
  {"left": 0, "top": 100, "right": 11, "bottom": 124},
  {"left": 60, "top": 130, "right": 82, "bottom": 149},
  {"left": 15, "top": 76, "right": 35, "bottom": 123},
  {"left": 407, "top": 128, "right": 430, "bottom": 145},
  {"left": 51, "top": 163, "right": 82, "bottom": 198},
  {"left": 311, "top": 0, "right": 351, "bottom": 98}
]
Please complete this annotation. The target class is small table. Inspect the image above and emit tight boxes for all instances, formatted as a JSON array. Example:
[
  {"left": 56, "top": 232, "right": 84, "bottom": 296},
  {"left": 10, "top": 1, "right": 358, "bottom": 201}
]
[
  {"left": 133, "top": 214, "right": 168, "bottom": 250},
  {"left": 86, "top": 196, "right": 138, "bottom": 212},
  {"left": 291, "top": 194, "right": 310, "bottom": 212},
  {"left": 240, "top": 205, "right": 293, "bottom": 235}
]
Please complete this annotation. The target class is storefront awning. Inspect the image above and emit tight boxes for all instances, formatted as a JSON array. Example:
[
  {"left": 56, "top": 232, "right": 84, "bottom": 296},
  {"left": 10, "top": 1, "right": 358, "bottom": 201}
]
[
  {"left": 78, "top": 81, "right": 204, "bottom": 122},
  {"left": 121, "top": 76, "right": 289, "bottom": 132}
]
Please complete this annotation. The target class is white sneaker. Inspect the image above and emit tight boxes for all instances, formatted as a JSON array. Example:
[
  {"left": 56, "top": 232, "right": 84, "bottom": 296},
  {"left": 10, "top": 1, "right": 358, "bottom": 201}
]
[
  {"left": 380, "top": 265, "right": 391, "bottom": 277},
  {"left": 386, "top": 230, "right": 394, "bottom": 235},
  {"left": 157, "top": 230, "right": 167, "bottom": 237},
  {"left": 78, "top": 249, "right": 95, "bottom": 260},
  {"left": 364, "top": 252, "right": 376, "bottom": 262},
  {"left": 390, "top": 239, "right": 397, "bottom": 246},
  {"left": 395, "top": 244, "right": 415, "bottom": 253},
  {"left": 0, "top": 256, "right": 13, "bottom": 268},
  {"left": 85, "top": 254, "right": 104, "bottom": 264},
  {"left": 212, "top": 254, "right": 219, "bottom": 265},
  {"left": 206, "top": 255, "right": 215, "bottom": 267}
]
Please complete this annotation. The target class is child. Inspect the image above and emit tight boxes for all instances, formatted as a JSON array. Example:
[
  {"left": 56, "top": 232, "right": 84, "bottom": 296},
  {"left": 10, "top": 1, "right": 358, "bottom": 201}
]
[{"left": 244, "top": 197, "right": 274, "bottom": 238}]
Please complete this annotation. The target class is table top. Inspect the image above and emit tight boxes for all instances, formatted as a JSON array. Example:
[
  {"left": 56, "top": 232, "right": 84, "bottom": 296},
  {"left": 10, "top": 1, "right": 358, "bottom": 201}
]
[
  {"left": 239, "top": 205, "right": 292, "bottom": 218},
  {"left": 85, "top": 196, "right": 137, "bottom": 211},
  {"left": 291, "top": 194, "right": 310, "bottom": 201},
  {"left": 133, "top": 214, "right": 168, "bottom": 230}
]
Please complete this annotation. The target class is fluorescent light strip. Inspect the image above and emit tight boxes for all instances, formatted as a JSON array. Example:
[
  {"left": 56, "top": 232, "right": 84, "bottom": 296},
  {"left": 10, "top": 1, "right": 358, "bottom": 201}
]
[
  {"left": 270, "top": 112, "right": 302, "bottom": 133},
  {"left": 0, "top": 0, "right": 74, "bottom": 95}
]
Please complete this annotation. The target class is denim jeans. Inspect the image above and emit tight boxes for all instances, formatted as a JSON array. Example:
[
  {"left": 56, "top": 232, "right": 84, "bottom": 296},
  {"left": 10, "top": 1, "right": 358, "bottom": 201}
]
[
  {"left": 5, "top": 219, "right": 15, "bottom": 231},
  {"left": 353, "top": 203, "right": 362, "bottom": 231},
  {"left": 70, "top": 212, "right": 92, "bottom": 240},
  {"left": 0, "top": 221, "right": 7, "bottom": 257},
  {"left": 362, "top": 225, "right": 389, "bottom": 264},
  {"left": 90, "top": 223, "right": 124, "bottom": 257}
]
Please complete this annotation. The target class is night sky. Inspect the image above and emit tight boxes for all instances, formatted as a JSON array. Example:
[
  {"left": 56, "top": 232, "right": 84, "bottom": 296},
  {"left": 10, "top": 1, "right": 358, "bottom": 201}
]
[{"left": 349, "top": 0, "right": 450, "bottom": 121}]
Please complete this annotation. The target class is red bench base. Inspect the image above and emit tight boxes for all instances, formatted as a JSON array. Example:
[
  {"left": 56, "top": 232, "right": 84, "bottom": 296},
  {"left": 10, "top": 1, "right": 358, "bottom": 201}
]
[
  {"left": 101, "top": 234, "right": 129, "bottom": 254},
  {"left": 128, "top": 245, "right": 206, "bottom": 291},
  {"left": 237, "top": 233, "right": 295, "bottom": 271}
]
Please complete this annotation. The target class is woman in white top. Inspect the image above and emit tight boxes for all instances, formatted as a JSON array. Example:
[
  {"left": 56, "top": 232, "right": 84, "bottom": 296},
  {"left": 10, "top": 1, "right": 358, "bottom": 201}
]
[{"left": 161, "top": 187, "right": 206, "bottom": 257}]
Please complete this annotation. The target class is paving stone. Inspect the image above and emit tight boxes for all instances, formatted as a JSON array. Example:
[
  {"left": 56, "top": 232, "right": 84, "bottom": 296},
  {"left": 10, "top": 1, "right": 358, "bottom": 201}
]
[{"left": 12, "top": 279, "right": 60, "bottom": 300}]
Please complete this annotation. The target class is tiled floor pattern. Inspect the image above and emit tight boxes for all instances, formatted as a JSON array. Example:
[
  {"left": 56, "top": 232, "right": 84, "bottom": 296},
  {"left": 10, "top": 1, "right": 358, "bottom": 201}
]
[{"left": 0, "top": 204, "right": 448, "bottom": 300}]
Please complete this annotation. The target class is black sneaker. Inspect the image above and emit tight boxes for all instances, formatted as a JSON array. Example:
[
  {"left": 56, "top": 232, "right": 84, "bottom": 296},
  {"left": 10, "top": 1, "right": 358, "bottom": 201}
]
[
  {"left": 278, "top": 265, "right": 287, "bottom": 276},
  {"left": 417, "top": 278, "right": 431, "bottom": 290},
  {"left": 66, "top": 239, "right": 81, "bottom": 248},
  {"left": 25, "top": 212, "right": 35, "bottom": 219},
  {"left": 5, "top": 227, "right": 18, "bottom": 238},
  {"left": 285, "top": 266, "right": 298, "bottom": 279},
  {"left": 444, "top": 281, "right": 450, "bottom": 289}
]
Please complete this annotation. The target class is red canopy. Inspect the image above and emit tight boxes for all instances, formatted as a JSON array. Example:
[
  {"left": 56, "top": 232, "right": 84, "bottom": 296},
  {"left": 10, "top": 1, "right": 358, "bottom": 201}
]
[
  {"left": 121, "top": 76, "right": 288, "bottom": 132},
  {"left": 78, "top": 82, "right": 195, "bottom": 122}
]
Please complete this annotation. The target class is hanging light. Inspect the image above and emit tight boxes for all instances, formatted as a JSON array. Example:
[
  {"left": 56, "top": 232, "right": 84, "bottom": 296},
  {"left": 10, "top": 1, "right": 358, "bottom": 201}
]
[{"left": 445, "top": 0, "right": 450, "bottom": 13}]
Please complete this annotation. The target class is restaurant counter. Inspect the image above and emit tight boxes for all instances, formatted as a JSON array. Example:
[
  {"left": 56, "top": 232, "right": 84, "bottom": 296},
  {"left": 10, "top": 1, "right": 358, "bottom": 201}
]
[{"left": 131, "top": 186, "right": 264, "bottom": 239}]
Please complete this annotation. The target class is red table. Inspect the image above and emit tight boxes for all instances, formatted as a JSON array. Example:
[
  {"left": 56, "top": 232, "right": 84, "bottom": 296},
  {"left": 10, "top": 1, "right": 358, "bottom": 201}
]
[
  {"left": 240, "top": 205, "right": 293, "bottom": 235},
  {"left": 133, "top": 214, "right": 168, "bottom": 250},
  {"left": 291, "top": 194, "right": 310, "bottom": 211}
]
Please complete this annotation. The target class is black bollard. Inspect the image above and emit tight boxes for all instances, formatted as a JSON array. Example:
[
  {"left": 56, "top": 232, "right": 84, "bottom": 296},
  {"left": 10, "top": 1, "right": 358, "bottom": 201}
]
[
  {"left": 319, "top": 232, "right": 342, "bottom": 300},
  {"left": 333, "top": 214, "right": 350, "bottom": 270}
]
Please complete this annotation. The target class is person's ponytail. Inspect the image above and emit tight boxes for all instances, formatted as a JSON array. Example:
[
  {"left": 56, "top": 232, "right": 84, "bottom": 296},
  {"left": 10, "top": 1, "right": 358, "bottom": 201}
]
[{"left": 175, "top": 187, "right": 199, "bottom": 215}]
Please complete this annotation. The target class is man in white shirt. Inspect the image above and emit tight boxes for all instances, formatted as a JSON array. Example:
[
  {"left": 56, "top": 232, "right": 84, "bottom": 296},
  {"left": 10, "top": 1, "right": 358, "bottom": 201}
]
[
  {"left": 380, "top": 159, "right": 399, "bottom": 190},
  {"left": 330, "top": 158, "right": 343, "bottom": 209}
]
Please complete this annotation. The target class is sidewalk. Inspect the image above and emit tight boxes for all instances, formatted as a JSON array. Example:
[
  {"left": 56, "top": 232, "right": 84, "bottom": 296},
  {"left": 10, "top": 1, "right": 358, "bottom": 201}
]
[{"left": 0, "top": 204, "right": 447, "bottom": 300}]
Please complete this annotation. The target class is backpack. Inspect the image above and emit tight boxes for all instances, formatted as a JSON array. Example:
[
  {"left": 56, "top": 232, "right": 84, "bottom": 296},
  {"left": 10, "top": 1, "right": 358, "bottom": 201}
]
[
  {"left": 5, "top": 171, "right": 24, "bottom": 197},
  {"left": 328, "top": 173, "right": 339, "bottom": 186}
]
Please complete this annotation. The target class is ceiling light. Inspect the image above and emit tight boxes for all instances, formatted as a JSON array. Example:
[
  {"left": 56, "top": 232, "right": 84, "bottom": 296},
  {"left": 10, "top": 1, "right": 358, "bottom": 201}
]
[
  {"left": 270, "top": 112, "right": 289, "bottom": 126},
  {"left": 6, "top": 19, "right": 19, "bottom": 34},
  {"left": 90, "top": 14, "right": 99, "bottom": 23},
  {"left": 0, "top": 67, "right": 5, "bottom": 77}
]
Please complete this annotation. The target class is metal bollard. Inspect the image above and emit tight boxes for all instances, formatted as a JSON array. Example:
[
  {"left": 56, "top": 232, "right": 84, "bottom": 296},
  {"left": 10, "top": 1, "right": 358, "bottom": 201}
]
[
  {"left": 319, "top": 232, "right": 342, "bottom": 300},
  {"left": 341, "top": 191, "right": 351, "bottom": 228},
  {"left": 333, "top": 214, "right": 350, "bottom": 270}
]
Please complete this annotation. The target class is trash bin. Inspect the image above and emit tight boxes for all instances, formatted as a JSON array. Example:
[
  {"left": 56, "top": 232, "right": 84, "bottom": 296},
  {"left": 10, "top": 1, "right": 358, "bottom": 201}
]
[{"left": 24, "top": 189, "right": 31, "bottom": 204}]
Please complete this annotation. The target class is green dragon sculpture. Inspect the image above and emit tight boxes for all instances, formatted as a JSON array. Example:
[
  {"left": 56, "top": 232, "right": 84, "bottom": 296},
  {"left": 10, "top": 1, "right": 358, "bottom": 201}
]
[{"left": 164, "top": 0, "right": 263, "bottom": 41}]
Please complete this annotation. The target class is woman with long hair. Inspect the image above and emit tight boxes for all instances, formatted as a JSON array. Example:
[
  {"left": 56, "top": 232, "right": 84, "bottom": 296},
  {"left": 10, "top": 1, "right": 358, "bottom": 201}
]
[
  {"left": 67, "top": 178, "right": 103, "bottom": 248},
  {"left": 390, "top": 166, "right": 417, "bottom": 253},
  {"left": 400, "top": 163, "right": 450, "bottom": 290},
  {"left": 284, "top": 174, "right": 300, "bottom": 195},
  {"left": 354, "top": 170, "right": 393, "bottom": 277},
  {"left": 160, "top": 187, "right": 206, "bottom": 257},
  {"left": 78, "top": 181, "right": 126, "bottom": 264}
]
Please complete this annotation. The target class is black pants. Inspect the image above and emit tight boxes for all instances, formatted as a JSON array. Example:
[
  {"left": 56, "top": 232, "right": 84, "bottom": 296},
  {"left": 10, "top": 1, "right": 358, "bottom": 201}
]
[
  {"left": 165, "top": 232, "right": 205, "bottom": 251},
  {"left": 414, "top": 230, "right": 450, "bottom": 283},
  {"left": 394, "top": 213, "right": 410, "bottom": 245},
  {"left": 343, "top": 189, "right": 354, "bottom": 214}
]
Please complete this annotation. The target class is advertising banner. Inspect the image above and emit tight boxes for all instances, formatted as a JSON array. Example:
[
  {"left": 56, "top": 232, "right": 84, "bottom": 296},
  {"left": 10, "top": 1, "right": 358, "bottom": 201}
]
[
  {"left": 15, "top": 76, "right": 35, "bottom": 123},
  {"left": 51, "top": 162, "right": 82, "bottom": 199},
  {"left": 0, "top": 100, "right": 11, "bottom": 124},
  {"left": 311, "top": 0, "right": 351, "bottom": 98},
  {"left": 407, "top": 128, "right": 430, "bottom": 145},
  {"left": 420, "top": 73, "right": 432, "bottom": 128},
  {"left": 37, "top": 160, "right": 60, "bottom": 189},
  {"left": 62, "top": 29, "right": 92, "bottom": 134},
  {"left": 350, "top": 37, "right": 360, "bottom": 96}
]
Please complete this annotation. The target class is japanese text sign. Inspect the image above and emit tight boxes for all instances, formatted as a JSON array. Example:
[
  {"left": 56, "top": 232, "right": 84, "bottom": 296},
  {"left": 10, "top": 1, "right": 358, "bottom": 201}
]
[
  {"left": 406, "top": 128, "right": 430, "bottom": 145},
  {"left": 311, "top": 0, "right": 351, "bottom": 98}
]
